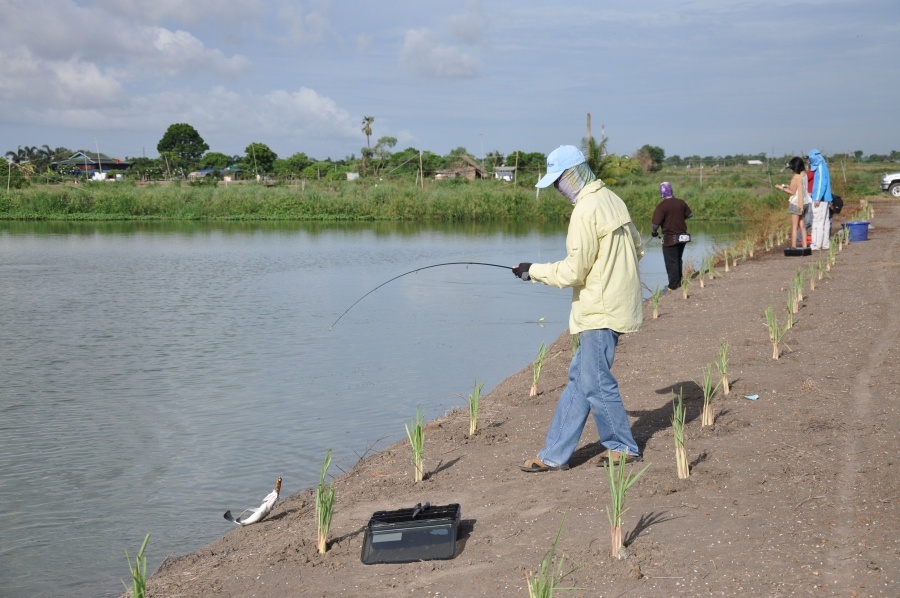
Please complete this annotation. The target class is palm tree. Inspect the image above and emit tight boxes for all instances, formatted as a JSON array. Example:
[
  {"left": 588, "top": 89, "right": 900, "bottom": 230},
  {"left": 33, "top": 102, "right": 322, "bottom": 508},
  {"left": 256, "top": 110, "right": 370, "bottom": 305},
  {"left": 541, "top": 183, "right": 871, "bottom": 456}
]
[
  {"left": 35, "top": 145, "right": 58, "bottom": 171},
  {"left": 582, "top": 135, "right": 618, "bottom": 183},
  {"left": 5, "top": 145, "right": 37, "bottom": 165},
  {"left": 361, "top": 116, "right": 374, "bottom": 149}
]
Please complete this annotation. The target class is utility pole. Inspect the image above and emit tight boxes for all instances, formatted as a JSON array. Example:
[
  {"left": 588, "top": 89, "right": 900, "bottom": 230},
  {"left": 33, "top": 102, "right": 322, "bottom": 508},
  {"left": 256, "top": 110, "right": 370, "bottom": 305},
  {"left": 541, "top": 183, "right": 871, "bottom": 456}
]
[{"left": 480, "top": 133, "right": 485, "bottom": 178}]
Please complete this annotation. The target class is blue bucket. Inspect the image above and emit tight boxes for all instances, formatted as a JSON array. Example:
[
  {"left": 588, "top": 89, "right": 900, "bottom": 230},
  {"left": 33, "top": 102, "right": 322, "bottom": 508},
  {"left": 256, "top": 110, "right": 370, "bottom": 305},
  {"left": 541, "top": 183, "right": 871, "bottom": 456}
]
[{"left": 845, "top": 221, "right": 869, "bottom": 242}]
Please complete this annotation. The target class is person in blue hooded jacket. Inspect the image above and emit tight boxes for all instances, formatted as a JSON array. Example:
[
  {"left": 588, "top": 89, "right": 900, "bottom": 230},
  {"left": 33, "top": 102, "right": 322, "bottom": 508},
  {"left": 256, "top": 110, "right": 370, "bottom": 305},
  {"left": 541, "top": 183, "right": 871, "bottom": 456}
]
[{"left": 808, "top": 149, "right": 833, "bottom": 250}]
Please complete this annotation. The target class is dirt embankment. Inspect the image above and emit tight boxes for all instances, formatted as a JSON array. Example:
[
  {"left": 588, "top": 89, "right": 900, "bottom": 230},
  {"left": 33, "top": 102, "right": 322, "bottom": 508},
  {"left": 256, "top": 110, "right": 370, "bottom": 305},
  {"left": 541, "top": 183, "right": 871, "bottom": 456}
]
[{"left": 141, "top": 200, "right": 898, "bottom": 598}]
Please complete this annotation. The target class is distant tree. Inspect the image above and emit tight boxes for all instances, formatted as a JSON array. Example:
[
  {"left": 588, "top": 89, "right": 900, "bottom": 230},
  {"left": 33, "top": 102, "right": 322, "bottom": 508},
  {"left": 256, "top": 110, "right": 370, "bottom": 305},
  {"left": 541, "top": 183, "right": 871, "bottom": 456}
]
[
  {"left": 360, "top": 147, "right": 374, "bottom": 176},
  {"left": 157, "top": 124, "right": 209, "bottom": 173},
  {"left": 5, "top": 145, "right": 38, "bottom": 165},
  {"left": 485, "top": 150, "right": 504, "bottom": 169},
  {"left": 634, "top": 147, "right": 654, "bottom": 173},
  {"left": 382, "top": 146, "right": 430, "bottom": 177},
  {"left": 362, "top": 116, "right": 374, "bottom": 148},
  {"left": 199, "top": 152, "right": 232, "bottom": 172},
  {"left": 2, "top": 161, "right": 29, "bottom": 189},
  {"left": 126, "top": 156, "right": 162, "bottom": 180},
  {"left": 244, "top": 142, "right": 277, "bottom": 175},
  {"left": 506, "top": 151, "right": 546, "bottom": 179},
  {"left": 302, "top": 161, "right": 336, "bottom": 180},
  {"left": 34, "top": 145, "right": 58, "bottom": 171},
  {"left": 372, "top": 136, "right": 397, "bottom": 176},
  {"left": 583, "top": 135, "right": 629, "bottom": 183},
  {"left": 853, "top": 150, "right": 864, "bottom": 162},
  {"left": 604, "top": 153, "right": 642, "bottom": 180},
  {"left": 275, "top": 152, "right": 312, "bottom": 175},
  {"left": 635, "top": 144, "right": 665, "bottom": 172},
  {"left": 646, "top": 145, "right": 665, "bottom": 164},
  {"left": 447, "top": 146, "right": 470, "bottom": 157}
]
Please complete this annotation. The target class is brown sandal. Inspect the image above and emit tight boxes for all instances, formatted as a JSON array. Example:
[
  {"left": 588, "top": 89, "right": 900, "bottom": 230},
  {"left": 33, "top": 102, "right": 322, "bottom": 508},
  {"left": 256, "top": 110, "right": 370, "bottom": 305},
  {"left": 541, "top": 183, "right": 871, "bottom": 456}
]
[
  {"left": 519, "top": 457, "right": 570, "bottom": 473},
  {"left": 594, "top": 450, "right": 643, "bottom": 467}
]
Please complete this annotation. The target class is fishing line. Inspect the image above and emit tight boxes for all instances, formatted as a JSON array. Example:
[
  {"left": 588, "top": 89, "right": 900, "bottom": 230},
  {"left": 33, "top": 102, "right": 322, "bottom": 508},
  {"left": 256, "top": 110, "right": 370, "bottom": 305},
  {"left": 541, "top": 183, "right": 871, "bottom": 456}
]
[{"left": 330, "top": 262, "right": 512, "bottom": 329}]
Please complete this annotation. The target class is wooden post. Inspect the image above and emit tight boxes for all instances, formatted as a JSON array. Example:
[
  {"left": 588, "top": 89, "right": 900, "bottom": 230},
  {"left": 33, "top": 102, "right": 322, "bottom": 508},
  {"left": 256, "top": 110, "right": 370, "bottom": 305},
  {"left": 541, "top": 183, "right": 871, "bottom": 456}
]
[{"left": 514, "top": 152, "right": 519, "bottom": 187}]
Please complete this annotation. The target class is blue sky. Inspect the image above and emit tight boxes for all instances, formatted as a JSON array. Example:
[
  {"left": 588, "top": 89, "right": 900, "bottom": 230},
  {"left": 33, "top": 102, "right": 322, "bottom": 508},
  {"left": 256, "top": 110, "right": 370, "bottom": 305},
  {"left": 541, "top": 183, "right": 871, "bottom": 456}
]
[{"left": 1, "top": 0, "right": 898, "bottom": 162}]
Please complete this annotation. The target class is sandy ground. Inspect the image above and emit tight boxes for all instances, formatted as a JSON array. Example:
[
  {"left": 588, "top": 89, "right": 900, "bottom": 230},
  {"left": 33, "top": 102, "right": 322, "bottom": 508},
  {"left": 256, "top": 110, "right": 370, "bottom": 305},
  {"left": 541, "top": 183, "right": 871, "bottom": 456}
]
[{"left": 139, "top": 199, "right": 898, "bottom": 598}]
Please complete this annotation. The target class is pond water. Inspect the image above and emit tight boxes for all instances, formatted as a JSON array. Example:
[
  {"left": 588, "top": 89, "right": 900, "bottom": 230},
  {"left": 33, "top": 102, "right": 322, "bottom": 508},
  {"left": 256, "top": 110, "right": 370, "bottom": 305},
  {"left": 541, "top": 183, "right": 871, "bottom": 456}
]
[{"left": 0, "top": 219, "right": 740, "bottom": 597}]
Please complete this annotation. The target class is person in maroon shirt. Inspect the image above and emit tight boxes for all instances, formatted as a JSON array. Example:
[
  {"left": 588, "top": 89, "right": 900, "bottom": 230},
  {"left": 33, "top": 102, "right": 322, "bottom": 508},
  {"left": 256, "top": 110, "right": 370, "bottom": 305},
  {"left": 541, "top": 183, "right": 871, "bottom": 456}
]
[{"left": 651, "top": 182, "right": 693, "bottom": 290}]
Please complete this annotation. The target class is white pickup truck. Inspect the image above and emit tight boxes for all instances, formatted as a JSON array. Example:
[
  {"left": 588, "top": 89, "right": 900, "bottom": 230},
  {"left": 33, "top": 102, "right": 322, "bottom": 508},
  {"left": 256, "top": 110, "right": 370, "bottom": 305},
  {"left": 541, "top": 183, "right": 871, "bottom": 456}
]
[{"left": 881, "top": 171, "right": 900, "bottom": 197}]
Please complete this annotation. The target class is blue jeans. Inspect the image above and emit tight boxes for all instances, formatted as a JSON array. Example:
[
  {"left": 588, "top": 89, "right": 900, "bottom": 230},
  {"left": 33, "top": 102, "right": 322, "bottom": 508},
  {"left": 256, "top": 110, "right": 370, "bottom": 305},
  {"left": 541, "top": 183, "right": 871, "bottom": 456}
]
[{"left": 538, "top": 329, "right": 639, "bottom": 466}]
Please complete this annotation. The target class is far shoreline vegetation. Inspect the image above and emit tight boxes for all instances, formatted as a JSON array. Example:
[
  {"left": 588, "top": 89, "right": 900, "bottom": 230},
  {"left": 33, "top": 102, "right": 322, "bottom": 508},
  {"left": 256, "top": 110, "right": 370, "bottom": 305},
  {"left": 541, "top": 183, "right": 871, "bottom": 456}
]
[
  {"left": 0, "top": 160, "right": 887, "bottom": 227},
  {"left": 3, "top": 122, "right": 893, "bottom": 229}
]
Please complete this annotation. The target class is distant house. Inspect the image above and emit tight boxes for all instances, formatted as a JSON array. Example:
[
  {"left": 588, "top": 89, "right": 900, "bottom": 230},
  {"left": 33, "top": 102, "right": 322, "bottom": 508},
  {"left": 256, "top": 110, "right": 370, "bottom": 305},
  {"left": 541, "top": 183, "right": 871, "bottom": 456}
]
[
  {"left": 493, "top": 166, "right": 516, "bottom": 182},
  {"left": 434, "top": 155, "right": 489, "bottom": 180},
  {"left": 53, "top": 151, "right": 132, "bottom": 174},
  {"left": 747, "top": 160, "right": 764, "bottom": 166},
  {"left": 188, "top": 169, "right": 215, "bottom": 180}
]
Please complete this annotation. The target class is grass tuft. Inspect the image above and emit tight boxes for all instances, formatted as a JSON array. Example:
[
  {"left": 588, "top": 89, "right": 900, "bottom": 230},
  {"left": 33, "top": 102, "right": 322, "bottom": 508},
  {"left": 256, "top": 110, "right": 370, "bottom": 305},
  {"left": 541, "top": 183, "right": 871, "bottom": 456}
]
[
  {"left": 123, "top": 534, "right": 150, "bottom": 598},
  {"left": 525, "top": 515, "right": 581, "bottom": 596},
  {"left": 531, "top": 342, "right": 549, "bottom": 397},
  {"left": 316, "top": 449, "right": 335, "bottom": 554},
  {"left": 405, "top": 408, "right": 425, "bottom": 483},
  {"left": 468, "top": 379, "right": 484, "bottom": 436}
]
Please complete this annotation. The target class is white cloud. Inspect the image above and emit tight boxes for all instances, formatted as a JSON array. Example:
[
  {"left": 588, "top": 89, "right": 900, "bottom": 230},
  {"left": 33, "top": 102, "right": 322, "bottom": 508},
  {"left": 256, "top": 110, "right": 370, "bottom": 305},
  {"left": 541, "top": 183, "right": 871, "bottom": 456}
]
[
  {"left": 0, "top": 48, "right": 127, "bottom": 107},
  {"left": 92, "top": 0, "right": 266, "bottom": 26},
  {"left": 1, "top": 1, "right": 251, "bottom": 79},
  {"left": 399, "top": 28, "right": 480, "bottom": 79},
  {"left": 448, "top": 1, "right": 487, "bottom": 45},
  {"left": 141, "top": 28, "right": 251, "bottom": 76},
  {"left": 356, "top": 34, "right": 373, "bottom": 54},
  {"left": 276, "top": 2, "right": 336, "bottom": 47}
]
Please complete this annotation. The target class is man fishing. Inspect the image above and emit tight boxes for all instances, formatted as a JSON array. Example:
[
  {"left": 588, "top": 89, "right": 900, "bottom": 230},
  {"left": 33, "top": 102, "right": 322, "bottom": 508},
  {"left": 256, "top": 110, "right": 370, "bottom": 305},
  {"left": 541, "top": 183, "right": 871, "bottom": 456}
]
[{"left": 512, "top": 145, "right": 643, "bottom": 472}]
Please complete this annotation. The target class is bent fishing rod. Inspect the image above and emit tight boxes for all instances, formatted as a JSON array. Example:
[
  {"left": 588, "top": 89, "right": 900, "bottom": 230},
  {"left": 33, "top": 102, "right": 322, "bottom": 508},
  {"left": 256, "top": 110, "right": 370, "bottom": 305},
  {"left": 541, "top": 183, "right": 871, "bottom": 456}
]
[{"left": 330, "top": 262, "right": 512, "bottom": 329}]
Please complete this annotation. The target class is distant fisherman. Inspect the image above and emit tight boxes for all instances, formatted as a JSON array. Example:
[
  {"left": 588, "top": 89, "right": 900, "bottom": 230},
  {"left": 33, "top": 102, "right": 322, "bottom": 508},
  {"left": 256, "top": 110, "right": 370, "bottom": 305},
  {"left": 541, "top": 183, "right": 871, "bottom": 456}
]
[
  {"left": 651, "top": 181, "right": 693, "bottom": 291},
  {"left": 807, "top": 149, "right": 833, "bottom": 250}
]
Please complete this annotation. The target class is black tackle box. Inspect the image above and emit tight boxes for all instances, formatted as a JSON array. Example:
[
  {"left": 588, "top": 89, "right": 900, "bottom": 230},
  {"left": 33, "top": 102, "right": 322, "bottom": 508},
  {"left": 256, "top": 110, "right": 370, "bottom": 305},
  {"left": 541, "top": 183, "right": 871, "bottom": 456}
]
[
  {"left": 784, "top": 247, "right": 812, "bottom": 257},
  {"left": 360, "top": 502, "right": 461, "bottom": 564}
]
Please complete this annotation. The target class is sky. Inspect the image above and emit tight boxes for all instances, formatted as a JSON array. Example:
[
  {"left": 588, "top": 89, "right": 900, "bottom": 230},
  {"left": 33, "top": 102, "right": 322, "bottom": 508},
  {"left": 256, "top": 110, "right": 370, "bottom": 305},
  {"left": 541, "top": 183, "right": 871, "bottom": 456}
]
[{"left": 1, "top": 0, "right": 898, "bottom": 163}]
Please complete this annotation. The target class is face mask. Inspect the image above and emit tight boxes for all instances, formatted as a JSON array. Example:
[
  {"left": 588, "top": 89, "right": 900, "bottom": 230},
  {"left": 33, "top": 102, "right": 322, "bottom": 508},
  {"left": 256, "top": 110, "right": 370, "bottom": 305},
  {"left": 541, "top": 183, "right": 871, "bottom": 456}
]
[{"left": 553, "top": 162, "right": 596, "bottom": 203}]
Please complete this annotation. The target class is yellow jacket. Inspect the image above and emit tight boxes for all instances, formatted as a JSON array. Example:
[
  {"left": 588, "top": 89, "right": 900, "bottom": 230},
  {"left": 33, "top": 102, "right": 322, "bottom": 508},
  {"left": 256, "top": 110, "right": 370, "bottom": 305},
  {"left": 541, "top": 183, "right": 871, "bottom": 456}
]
[{"left": 529, "top": 180, "right": 644, "bottom": 334}]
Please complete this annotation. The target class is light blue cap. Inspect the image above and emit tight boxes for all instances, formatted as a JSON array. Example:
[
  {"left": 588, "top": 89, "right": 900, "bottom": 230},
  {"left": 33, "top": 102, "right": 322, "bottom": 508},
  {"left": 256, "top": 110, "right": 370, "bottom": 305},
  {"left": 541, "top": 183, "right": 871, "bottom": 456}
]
[{"left": 535, "top": 145, "right": 586, "bottom": 188}]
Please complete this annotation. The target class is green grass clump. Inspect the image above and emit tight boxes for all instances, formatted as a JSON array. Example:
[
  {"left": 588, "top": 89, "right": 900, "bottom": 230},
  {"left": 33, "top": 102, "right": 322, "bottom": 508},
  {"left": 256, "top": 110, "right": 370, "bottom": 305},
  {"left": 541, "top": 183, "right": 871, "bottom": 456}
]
[
  {"left": 123, "top": 534, "right": 150, "bottom": 598},
  {"left": 525, "top": 515, "right": 581, "bottom": 596},
  {"left": 316, "top": 449, "right": 335, "bottom": 554},
  {"left": 765, "top": 306, "right": 788, "bottom": 360},
  {"left": 716, "top": 341, "right": 730, "bottom": 396},
  {"left": 468, "top": 379, "right": 484, "bottom": 436},
  {"left": 700, "top": 363, "right": 720, "bottom": 428},
  {"left": 530, "top": 342, "right": 549, "bottom": 397},
  {"left": 606, "top": 453, "right": 651, "bottom": 559},
  {"left": 672, "top": 389, "right": 689, "bottom": 479},
  {"left": 405, "top": 408, "right": 425, "bottom": 483},
  {"left": 650, "top": 285, "right": 663, "bottom": 319}
]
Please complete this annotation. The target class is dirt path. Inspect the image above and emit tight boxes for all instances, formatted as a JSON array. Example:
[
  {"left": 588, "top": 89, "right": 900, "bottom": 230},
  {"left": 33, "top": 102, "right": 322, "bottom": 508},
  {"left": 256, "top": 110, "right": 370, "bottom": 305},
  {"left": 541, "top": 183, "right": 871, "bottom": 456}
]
[{"left": 143, "top": 200, "right": 898, "bottom": 598}]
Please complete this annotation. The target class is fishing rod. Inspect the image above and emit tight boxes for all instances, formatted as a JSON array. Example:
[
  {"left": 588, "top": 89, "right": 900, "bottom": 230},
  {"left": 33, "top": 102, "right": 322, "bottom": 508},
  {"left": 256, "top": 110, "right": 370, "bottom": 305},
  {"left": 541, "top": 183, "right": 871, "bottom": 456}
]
[{"left": 330, "top": 262, "right": 512, "bottom": 329}]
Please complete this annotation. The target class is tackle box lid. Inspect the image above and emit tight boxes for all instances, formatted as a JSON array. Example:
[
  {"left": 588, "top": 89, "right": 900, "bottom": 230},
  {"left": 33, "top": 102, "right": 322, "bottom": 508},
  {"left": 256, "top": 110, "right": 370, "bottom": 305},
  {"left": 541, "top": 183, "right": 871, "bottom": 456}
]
[{"left": 361, "top": 502, "right": 460, "bottom": 564}]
